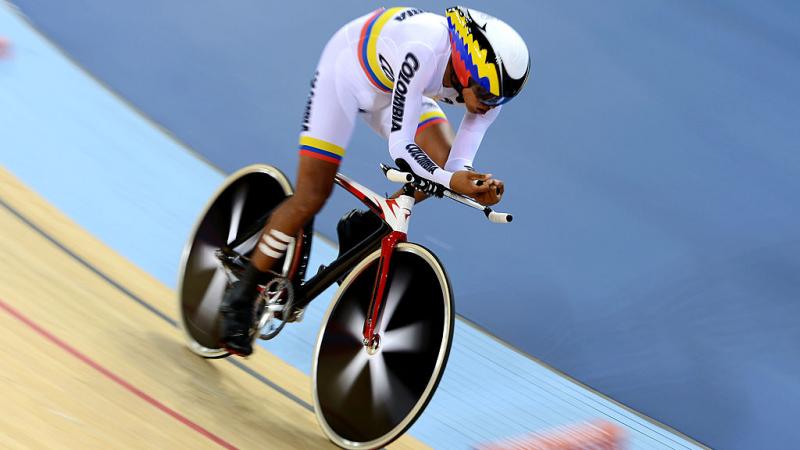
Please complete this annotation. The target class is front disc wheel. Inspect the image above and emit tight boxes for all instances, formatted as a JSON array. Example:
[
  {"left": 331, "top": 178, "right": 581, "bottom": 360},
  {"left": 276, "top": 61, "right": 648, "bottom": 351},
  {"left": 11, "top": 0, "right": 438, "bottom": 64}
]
[{"left": 312, "top": 243, "right": 454, "bottom": 449}]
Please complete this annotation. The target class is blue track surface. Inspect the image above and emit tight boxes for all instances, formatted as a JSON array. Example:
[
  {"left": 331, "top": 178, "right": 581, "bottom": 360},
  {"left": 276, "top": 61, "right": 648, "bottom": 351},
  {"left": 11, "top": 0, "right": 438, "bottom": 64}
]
[{"left": 0, "top": 3, "right": 703, "bottom": 449}]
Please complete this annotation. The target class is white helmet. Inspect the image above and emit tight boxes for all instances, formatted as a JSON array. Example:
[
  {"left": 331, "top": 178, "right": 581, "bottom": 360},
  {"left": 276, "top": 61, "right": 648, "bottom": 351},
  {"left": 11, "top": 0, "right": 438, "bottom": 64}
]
[{"left": 446, "top": 6, "right": 531, "bottom": 105}]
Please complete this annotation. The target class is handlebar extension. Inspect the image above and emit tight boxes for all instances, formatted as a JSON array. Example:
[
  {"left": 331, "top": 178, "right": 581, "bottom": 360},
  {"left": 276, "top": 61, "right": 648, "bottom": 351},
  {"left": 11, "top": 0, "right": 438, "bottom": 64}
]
[{"left": 380, "top": 164, "right": 513, "bottom": 224}]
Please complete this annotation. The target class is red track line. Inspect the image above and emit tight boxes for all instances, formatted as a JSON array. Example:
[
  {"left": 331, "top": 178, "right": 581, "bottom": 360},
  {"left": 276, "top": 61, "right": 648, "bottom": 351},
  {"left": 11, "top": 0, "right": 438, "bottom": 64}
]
[{"left": 0, "top": 297, "right": 238, "bottom": 450}]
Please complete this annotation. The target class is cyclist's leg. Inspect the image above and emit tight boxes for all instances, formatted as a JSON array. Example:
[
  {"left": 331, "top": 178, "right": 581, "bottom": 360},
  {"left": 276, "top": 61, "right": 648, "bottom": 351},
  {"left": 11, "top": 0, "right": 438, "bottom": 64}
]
[
  {"left": 250, "top": 154, "right": 338, "bottom": 272},
  {"left": 406, "top": 102, "right": 455, "bottom": 201},
  {"left": 363, "top": 97, "right": 453, "bottom": 166},
  {"left": 362, "top": 98, "right": 454, "bottom": 202},
  {"left": 220, "top": 28, "right": 359, "bottom": 355},
  {"left": 336, "top": 100, "right": 454, "bottom": 256},
  {"left": 252, "top": 38, "right": 361, "bottom": 273},
  {"left": 414, "top": 101, "right": 454, "bottom": 168}
]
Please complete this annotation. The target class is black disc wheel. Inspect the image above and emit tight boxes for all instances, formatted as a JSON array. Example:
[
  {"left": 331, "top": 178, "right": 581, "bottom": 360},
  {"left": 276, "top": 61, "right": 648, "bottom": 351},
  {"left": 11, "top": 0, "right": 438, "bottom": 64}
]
[
  {"left": 313, "top": 243, "right": 454, "bottom": 449},
  {"left": 178, "top": 164, "right": 303, "bottom": 358}
]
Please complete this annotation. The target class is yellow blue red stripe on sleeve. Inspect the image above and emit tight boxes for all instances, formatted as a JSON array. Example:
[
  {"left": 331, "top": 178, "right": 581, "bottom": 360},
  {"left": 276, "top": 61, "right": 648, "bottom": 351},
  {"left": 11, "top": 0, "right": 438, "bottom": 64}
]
[{"left": 299, "top": 136, "right": 346, "bottom": 164}]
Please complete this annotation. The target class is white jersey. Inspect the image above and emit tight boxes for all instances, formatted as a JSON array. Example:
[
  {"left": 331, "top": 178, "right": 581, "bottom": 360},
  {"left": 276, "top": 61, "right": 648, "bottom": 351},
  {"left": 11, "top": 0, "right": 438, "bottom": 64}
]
[{"left": 299, "top": 7, "right": 500, "bottom": 187}]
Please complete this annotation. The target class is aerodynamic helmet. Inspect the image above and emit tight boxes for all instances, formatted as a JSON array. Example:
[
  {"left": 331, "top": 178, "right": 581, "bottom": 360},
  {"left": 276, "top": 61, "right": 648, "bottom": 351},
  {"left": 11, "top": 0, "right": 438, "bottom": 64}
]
[{"left": 445, "top": 6, "right": 531, "bottom": 105}]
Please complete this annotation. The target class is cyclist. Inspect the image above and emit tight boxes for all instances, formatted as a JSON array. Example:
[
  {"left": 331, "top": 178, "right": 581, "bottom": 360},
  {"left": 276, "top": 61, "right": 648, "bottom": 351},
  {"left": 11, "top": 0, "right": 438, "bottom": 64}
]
[{"left": 220, "top": 6, "right": 531, "bottom": 356}]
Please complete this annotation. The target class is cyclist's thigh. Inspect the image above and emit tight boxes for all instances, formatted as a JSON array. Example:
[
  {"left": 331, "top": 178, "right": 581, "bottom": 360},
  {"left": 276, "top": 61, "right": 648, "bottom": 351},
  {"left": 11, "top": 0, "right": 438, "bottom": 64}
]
[
  {"left": 361, "top": 97, "right": 454, "bottom": 165},
  {"left": 295, "top": 30, "right": 360, "bottom": 197},
  {"left": 415, "top": 100, "right": 455, "bottom": 166}
]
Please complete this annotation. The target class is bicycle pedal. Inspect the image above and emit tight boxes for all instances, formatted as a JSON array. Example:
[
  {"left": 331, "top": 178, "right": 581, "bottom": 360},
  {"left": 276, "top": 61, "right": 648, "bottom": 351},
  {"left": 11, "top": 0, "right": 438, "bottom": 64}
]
[{"left": 255, "top": 277, "right": 295, "bottom": 340}]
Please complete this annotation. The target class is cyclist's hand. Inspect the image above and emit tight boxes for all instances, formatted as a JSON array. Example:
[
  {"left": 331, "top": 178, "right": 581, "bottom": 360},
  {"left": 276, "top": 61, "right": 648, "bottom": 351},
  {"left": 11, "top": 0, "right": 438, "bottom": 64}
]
[
  {"left": 449, "top": 170, "right": 492, "bottom": 197},
  {"left": 472, "top": 178, "right": 504, "bottom": 206}
]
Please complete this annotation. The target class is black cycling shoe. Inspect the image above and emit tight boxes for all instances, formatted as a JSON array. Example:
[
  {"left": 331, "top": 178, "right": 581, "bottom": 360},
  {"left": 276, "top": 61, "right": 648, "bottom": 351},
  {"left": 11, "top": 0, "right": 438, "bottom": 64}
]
[
  {"left": 219, "top": 281, "right": 258, "bottom": 356},
  {"left": 219, "top": 265, "right": 272, "bottom": 356},
  {"left": 337, "top": 208, "right": 385, "bottom": 258}
]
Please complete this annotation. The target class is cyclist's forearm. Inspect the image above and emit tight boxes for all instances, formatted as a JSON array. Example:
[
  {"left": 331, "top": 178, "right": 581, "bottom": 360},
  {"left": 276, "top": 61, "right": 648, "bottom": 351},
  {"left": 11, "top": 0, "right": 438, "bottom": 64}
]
[
  {"left": 387, "top": 43, "right": 453, "bottom": 188},
  {"left": 390, "top": 143, "right": 453, "bottom": 187},
  {"left": 443, "top": 106, "right": 501, "bottom": 172}
]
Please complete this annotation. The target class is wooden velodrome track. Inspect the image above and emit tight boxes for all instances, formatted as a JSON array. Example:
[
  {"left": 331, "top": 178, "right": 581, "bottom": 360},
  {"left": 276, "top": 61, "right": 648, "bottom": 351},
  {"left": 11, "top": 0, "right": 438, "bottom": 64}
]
[{"left": 0, "top": 166, "right": 426, "bottom": 449}]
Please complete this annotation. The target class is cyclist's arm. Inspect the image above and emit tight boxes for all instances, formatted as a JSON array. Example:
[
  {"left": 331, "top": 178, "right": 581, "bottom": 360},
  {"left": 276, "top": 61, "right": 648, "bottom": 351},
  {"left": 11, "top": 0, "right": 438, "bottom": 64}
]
[
  {"left": 444, "top": 106, "right": 502, "bottom": 172},
  {"left": 387, "top": 43, "right": 455, "bottom": 187}
]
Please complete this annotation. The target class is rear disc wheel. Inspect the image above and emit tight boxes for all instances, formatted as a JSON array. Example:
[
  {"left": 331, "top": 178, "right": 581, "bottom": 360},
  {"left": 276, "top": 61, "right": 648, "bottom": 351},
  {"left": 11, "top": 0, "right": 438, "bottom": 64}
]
[{"left": 178, "top": 164, "right": 297, "bottom": 358}]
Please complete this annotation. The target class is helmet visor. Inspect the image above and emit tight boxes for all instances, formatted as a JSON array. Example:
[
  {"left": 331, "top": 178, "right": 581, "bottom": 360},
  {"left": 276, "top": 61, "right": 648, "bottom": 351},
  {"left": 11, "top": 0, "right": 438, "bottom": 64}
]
[{"left": 472, "top": 82, "right": 507, "bottom": 106}]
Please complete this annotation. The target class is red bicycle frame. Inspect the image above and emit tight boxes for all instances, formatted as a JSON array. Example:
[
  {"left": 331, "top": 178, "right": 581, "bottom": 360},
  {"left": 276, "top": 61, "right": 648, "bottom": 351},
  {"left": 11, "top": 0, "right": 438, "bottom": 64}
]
[{"left": 334, "top": 173, "right": 415, "bottom": 349}]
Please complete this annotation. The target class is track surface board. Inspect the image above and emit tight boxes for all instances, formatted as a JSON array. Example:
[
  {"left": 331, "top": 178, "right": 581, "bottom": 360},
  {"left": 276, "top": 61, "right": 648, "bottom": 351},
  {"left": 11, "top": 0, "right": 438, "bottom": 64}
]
[{"left": 0, "top": 167, "right": 427, "bottom": 450}]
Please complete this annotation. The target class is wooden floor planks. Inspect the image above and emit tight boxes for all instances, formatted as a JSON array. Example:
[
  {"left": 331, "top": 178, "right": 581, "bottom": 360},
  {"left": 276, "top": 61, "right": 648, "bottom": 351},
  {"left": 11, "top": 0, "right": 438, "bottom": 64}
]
[{"left": 0, "top": 167, "right": 427, "bottom": 450}]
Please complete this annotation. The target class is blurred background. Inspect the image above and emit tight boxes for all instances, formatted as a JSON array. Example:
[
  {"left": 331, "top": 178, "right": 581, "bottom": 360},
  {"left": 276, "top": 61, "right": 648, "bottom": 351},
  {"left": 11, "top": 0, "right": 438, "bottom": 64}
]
[{"left": 5, "top": 0, "right": 800, "bottom": 448}]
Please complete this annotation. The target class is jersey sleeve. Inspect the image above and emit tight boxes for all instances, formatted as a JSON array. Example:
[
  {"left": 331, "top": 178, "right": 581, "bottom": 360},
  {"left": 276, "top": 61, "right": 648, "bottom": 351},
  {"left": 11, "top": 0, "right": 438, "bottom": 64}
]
[
  {"left": 443, "top": 106, "right": 502, "bottom": 172},
  {"left": 387, "top": 43, "right": 454, "bottom": 187}
]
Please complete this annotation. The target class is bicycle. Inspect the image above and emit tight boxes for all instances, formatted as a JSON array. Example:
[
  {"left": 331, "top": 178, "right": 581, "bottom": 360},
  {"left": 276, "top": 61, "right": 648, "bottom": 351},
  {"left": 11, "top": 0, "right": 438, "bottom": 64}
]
[{"left": 178, "top": 163, "right": 513, "bottom": 449}]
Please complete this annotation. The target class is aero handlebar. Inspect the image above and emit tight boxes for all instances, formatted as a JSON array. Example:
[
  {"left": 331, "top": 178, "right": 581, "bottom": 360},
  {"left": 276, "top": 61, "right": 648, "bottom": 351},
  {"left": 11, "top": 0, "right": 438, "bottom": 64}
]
[{"left": 380, "top": 164, "right": 513, "bottom": 224}]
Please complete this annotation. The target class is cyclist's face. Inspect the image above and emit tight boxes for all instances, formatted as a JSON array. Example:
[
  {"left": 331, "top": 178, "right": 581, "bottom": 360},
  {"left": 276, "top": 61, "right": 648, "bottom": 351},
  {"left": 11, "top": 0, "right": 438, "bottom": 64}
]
[
  {"left": 463, "top": 83, "right": 496, "bottom": 115},
  {"left": 445, "top": 61, "right": 498, "bottom": 114}
]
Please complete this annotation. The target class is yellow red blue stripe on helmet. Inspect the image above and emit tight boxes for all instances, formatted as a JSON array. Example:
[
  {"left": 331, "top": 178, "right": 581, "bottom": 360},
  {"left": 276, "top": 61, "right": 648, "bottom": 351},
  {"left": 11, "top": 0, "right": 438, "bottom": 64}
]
[
  {"left": 298, "top": 136, "right": 345, "bottom": 164},
  {"left": 358, "top": 7, "right": 405, "bottom": 93},
  {"left": 446, "top": 9, "right": 501, "bottom": 97}
]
